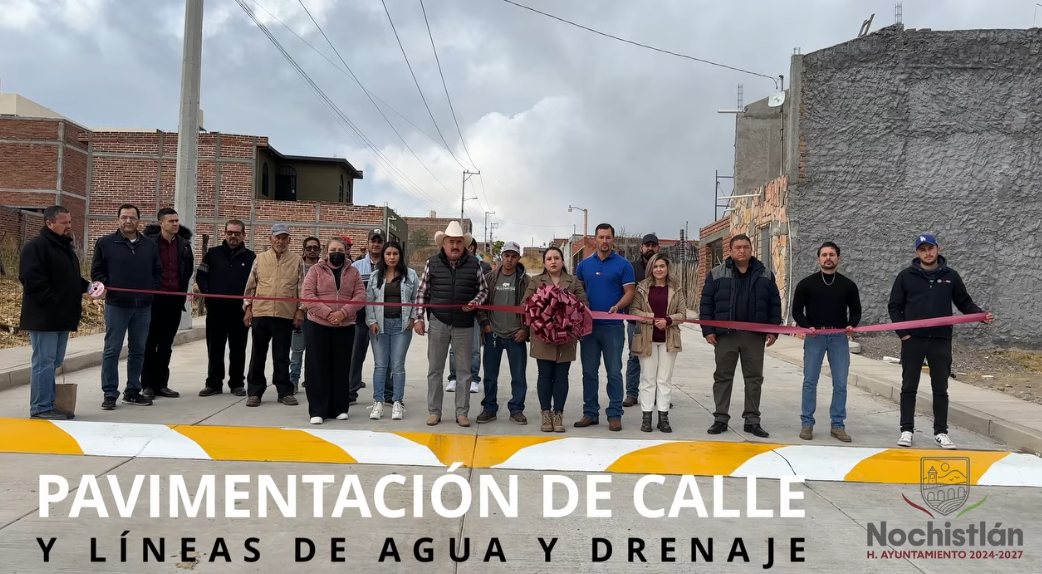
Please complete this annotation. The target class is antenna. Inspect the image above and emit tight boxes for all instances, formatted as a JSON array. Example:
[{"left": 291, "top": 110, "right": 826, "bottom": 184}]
[
  {"left": 895, "top": 3, "right": 903, "bottom": 25},
  {"left": 767, "top": 92, "right": 786, "bottom": 108},
  {"left": 737, "top": 84, "right": 744, "bottom": 110},
  {"left": 858, "top": 13, "right": 875, "bottom": 37}
]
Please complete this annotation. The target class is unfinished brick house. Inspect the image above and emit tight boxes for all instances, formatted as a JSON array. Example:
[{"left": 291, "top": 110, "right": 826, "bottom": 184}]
[{"left": 0, "top": 91, "right": 407, "bottom": 265}]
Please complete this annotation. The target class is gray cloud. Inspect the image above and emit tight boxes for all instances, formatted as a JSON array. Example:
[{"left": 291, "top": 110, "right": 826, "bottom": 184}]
[{"left": 2, "top": 0, "right": 1036, "bottom": 244}]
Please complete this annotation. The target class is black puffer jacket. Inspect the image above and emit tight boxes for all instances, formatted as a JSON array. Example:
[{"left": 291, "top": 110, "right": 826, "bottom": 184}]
[
  {"left": 91, "top": 229, "right": 163, "bottom": 308},
  {"left": 143, "top": 224, "right": 195, "bottom": 293},
  {"left": 18, "top": 227, "right": 90, "bottom": 332},
  {"left": 698, "top": 256, "right": 782, "bottom": 337},
  {"left": 887, "top": 256, "right": 983, "bottom": 339}
]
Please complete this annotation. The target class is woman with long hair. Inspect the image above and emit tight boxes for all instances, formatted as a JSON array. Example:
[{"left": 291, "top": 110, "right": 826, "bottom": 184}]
[
  {"left": 522, "top": 246, "right": 589, "bottom": 433},
  {"left": 300, "top": 238, "right": 366, "bottom": 425},
  {"left": 629, "top": 253, "right": 687, "bottom": 433},
  {"left": 366, "top": 240, "right": 419, "bottom": 421}
]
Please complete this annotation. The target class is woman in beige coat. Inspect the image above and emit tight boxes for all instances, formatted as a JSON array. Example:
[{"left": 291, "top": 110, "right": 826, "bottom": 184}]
[
  {"left": 522, "top": 246, "right": 590, "bottom": 433},
  {"left": 629, "top": 254, "right": 687, "bottom": 433}
]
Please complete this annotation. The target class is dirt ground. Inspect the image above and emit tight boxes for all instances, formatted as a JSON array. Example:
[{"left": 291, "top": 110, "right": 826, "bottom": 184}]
[{"left": 854, "top": 333, "right": 1042, "bottom": 405}]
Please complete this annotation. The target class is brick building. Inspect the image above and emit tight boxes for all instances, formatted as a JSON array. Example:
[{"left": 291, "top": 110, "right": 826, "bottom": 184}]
[{"left": 0, "top": 91, "right": 406, "bottom": 265}]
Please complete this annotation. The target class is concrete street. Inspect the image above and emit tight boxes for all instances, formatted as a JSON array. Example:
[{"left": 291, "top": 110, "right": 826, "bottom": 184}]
[{"left": 0, "top": 324, "right": 1038, "bottom": 572}]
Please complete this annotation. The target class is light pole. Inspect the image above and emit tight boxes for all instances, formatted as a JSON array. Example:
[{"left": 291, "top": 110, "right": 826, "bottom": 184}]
[
  {"left": 568, "top": 205, "right": 587, "bottom": 240},
  {"left": 484, "top": 211, "right": 495, "bottom": 248}
]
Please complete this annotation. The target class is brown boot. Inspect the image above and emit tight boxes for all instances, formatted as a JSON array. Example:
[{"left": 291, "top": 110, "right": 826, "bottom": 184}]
[
  {"left": 540, "top": 410, "right": 553, "bottom": 432},
  {"left": 573, "top": 416, "right": 598, "bottom": 427},
  {"left": 623, "top": 396, "right": 637, "bottom": 407},
  {"left": 552, "top": 411, "right": 565, "bottom": 433}
]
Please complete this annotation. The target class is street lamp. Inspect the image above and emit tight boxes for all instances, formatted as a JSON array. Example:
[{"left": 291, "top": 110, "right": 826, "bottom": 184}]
[{"left": 568, "top": 205, "right": 588, "bottom": 240}]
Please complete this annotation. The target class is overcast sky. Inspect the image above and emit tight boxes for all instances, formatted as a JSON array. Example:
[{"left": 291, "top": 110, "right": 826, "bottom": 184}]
[{"left": 2, "top": 0, "right": 1037, "bottom": 245}]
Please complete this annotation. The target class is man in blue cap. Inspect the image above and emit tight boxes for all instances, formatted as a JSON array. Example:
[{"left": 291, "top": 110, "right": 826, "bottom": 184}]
[{"left": 888, "top": 233, "right": 994, "bottom": 450}]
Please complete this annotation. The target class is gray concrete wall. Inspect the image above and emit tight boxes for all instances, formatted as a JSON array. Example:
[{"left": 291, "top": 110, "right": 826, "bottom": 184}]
[
  {"left": 734, "top": 96, "right": 787, "bottom": 196},
  {"left": 788, "top": 25, "right": 1042, "bottom": 348}
]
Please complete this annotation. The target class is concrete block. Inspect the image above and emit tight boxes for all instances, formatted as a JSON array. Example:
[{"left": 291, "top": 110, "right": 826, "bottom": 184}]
[
  {"left": 849, "top": 341, "right": 861, "bottom": 354},
  {"left": 945, "top": 403, "right": 995, "bottom": 438}
]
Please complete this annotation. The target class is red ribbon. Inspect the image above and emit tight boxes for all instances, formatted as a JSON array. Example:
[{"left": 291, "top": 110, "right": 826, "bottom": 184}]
[{"left": 103, "top": 287, "right": 991, "bottom": 335}]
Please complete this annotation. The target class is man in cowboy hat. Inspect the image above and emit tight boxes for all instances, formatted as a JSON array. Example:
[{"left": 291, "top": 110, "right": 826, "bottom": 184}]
[{"left": 414, "top": 221, "right": 489, "bottom": 427}]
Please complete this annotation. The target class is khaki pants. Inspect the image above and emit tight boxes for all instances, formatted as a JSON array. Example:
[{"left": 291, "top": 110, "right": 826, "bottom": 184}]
[
  {"left": 711, "top": 331, "right": 766, "bottom": 425},
  {"left": 637, "top": 342, "right": 677, "bottom": 412},
  {"left": 426, "top": 318, "right": 474, "bottom": 417}
]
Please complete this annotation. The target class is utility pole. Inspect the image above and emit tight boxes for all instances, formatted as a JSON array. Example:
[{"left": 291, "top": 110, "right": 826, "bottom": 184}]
[
  {"left": 461, "top": 170, "right": 479, "bottom": 222},
  {"left": 174, "top": 0, "right": 204, "bottom": 331},
  {"left": 484, "top": 210, "right": 495, "bottom": 248}
]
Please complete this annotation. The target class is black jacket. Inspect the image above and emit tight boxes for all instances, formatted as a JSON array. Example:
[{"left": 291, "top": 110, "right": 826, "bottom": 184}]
[
  {"left": 143, "top": 224, "right": 195, "bottom": 293},
  {"left": 196, "top": 241, "right": 256, "bottom": 312},
  {"left": 888, "top": 256, "right": 983, "bottom": 339},
  {"left": 698, "top": 256, "right": 782, "bottom": 337},
  {"left": 424, "top": 250, "right": 482, "bottom": 328},
  {"left": 90, "top": 229, "right": 163, "bottom": 308},
  {"left": 18, "top": 227, "right": 90, "bottom": 332}
]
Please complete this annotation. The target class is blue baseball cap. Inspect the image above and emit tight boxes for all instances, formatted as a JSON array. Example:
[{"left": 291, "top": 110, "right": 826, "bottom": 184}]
[{"left": 915, "top": 234, "right": 938, "bottom": 249}]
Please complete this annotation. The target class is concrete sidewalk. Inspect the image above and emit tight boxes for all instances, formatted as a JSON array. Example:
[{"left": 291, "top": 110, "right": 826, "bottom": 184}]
[
  {"left": 0, "top": 316, "right": 206, "bottom": 391},
  {"left": 765, "top": 333, "right": 1042, "bottom": 456}
]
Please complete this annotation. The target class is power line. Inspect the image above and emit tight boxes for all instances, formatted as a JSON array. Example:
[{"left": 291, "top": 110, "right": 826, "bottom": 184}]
[
  {"left": 418, "top": 0, "right": 477, "bottom": 170},
  {"left": 292, "top": 0, "right": 460, "bottom": 202},
  {"left": 235, "top": 0, "right": 448, "bottom": 211},
  {"left": 498, "top": 0, "right": 780, "bottom": 89},
  {"left": 379, "top": 0, "right": 468, "bottom": 169}
]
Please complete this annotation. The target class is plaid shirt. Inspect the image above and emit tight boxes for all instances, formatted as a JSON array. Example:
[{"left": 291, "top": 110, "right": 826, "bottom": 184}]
[{"left": 414, "top": 256, "right": 489, "bottom": 324}]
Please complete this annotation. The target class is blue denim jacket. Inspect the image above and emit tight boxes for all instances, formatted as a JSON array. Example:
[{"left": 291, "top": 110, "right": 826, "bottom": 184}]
[{"left": 366, "top": 267, "right": 419, "bottom": 334}]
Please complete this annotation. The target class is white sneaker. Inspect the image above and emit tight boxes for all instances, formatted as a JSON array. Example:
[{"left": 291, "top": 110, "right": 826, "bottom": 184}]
[
  {"left": 935, "top": 433, "right": 957, "bottom": 450},
  {"left": 445, "top": 379, "right": 457, "bottom": 392},
  {"left": 370, "top": 402, "right": 383, "bottom": 420},
  {"left": 897, "top": 431, "right": 913, "bottom": 447},
  {"left": 470, "top": 381, "right": 479, "bottom": 393},
  {"left": 310, "top": 417, "right": 323, "bottom": 425},
  {"left": 336, "top": 412, "right": 349, "bottom": 420},
  {"left": 392, "top": 401, "right": 405, "bottom": 420}
]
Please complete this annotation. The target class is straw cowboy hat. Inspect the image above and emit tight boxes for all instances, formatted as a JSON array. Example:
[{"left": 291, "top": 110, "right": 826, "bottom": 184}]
[{"left": 435, "top": 220, "right": 472, "bottom": 247}]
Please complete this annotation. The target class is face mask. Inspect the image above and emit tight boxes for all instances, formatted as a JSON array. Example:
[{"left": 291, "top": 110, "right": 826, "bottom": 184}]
[{"left": 328, "top": 253, "right": 345, "bottom": 267}]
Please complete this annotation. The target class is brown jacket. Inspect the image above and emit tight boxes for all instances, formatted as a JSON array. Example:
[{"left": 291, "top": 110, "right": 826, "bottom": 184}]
[
  {"left": 522, "top": 270, "right": 590, "bottom": 363},
  {"left": 629, "top": 276, "right": 687, "bottom": 357},
  {"left": 243, "top": 249, "right": 306, "bottom": 320}
]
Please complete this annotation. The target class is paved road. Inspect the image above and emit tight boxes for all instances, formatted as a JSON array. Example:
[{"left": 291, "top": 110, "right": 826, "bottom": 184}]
[{"left": 0, "top": 325, "right": 1038, "bottom": 572}]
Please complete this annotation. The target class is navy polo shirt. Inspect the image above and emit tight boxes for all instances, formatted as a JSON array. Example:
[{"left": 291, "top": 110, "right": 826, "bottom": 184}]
[{"left": 575, "top": 250, "right": 635, "bottom": 325}]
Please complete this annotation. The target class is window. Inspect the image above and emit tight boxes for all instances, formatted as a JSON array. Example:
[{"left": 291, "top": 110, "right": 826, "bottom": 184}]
[
  {"left": 261, "top": 163, "right": 269, "bottom": 197},
  {"left": 759, "top": 226, "right": 772, "bottom": 273},
  {"left": 275, "top": 166, "right": 297, "bottom": 201},
  {"left": 710, "top": 239, "right": 723, "bottom": 266},
  {"left": 339, "top": 175, "right": 345, "bottom": 203}
]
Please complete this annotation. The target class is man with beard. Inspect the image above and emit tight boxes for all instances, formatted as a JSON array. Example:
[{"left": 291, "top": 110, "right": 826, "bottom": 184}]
[
  {"left": 791, "top": 242, "right": 862, "bottom": 442},
  {"left": 624, "top": 233, "right": 659, "bottom": 407},
  {"left": 19, "top": 205, "right": 103, "bottom": 419},
  {"left": 141, "top": 208, "right": 194, "bottom": 400},
  {"left": 414, "top": 221, "right": 489, "bottom": 427},
  {"left": 243, "top": 223, "right": 306, "bottom": 407},
  {"left": 888, "top": 234, "right": 993, "bottom": 450},
  {"left": 196, "top": 220, "right": 256, "bottom": 397},
  {"left": 446, "top": 239, "right": 492, "bottom": 394}
]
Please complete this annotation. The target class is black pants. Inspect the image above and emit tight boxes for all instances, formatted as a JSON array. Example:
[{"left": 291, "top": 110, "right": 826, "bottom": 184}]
[
  {"left": 711, "top": 331, "right": 766, "bottom": 425},
  {"left": 142, "top": 294, "right": 186, "bottom": 392},
  {"left": 348, "top": 312, "right": 370, "bottom": 401},
  {"left": 900, "top": 336, "right": 952, "bottom": 434},
  {"left": 537, "top": 359, "right": 570, "bottom": 412},
  {"left": 247, "top": 316, "right": 294, "bottom": 399},
  {"left": 205, "top": 304, "right": 249, "bottom": 390},
  {"left": 305, "top": 321, "right": 355, "bottom": 419}
]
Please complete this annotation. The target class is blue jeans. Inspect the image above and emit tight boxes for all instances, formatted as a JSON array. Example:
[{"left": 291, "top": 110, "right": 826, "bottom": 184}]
[
  {"left": 801, "top": 333, "right": 850, "bottom": 428},
  {"left": 370, "top": 318, "right": 412, "bottom": 403},
  {"left": 625, "top": 321, "right": 640, "bottom": 397},
  {"left": 537, "top": 359, "right": 570, "bottom": 412},
  {"left": 29, "top": 331, "right": 70, "bottom": 416},
  {"left": 449, "top": 320, "right": 481, "bottom": 383},
  {"left": 580, "top": 322, "right": 626, "bottom": 421},
  {"left": 481, "top": 332, "right": 528, "bottom": 415},
  {"left": 101, "top": 304, "right": 151, "bottom": 399},
  {"left": 290, "top": 320, "right": 306, "bottom": 385}
]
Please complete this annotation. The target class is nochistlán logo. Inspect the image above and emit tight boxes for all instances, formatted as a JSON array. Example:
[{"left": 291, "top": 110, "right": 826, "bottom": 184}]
[{"left": 902, "top": 457, "right": 986, "bottom": 519}]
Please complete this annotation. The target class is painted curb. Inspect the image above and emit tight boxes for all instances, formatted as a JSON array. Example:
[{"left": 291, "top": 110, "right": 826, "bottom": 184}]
[
  {"left": 766, "top": 348, "right": 1042, "bottom": 457},
  {"left": 2, "top": 418, "right": 1040, "bottom": 487},
  {"left": 0, "top": 326, "right": 206, "bottom": 392}
]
